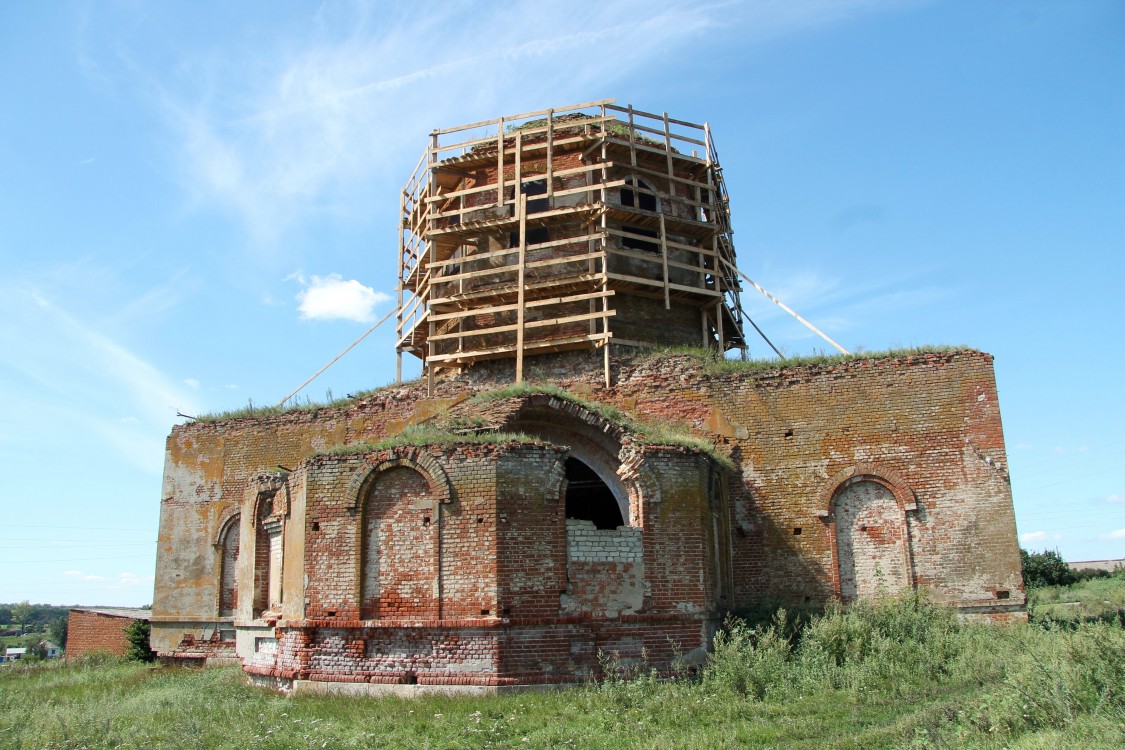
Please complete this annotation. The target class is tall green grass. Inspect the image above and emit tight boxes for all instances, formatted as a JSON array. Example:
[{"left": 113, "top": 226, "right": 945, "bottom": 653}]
[{"left": 3, "top": 594, "right": 1122, "bottom": 749}]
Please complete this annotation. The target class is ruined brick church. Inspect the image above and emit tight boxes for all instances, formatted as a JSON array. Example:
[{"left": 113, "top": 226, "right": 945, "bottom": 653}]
[{"left": 152, "top": 101, "right": 1025, "bottom": 694}]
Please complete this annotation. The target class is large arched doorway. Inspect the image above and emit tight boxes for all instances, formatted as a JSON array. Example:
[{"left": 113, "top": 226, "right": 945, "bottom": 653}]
[{"left": 565, "top": 457, "right": 624, "bottom": 530}]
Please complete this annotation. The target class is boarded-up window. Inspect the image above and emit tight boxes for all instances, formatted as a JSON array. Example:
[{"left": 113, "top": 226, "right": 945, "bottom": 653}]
[
  {"left": 218, "top": 515, "right": 240, "bottom": 617},
  {"left": 834, "top": 480, "right": 909, "bottom": 601},
  {"left": 362, "top": 467, "right": 437, "bottom": 620},
  {"left": 254, "top": 499, "right": 283, "bottom": 616}
]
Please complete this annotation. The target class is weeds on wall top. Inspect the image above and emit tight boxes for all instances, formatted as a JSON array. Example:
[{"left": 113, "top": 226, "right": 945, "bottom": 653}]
[
  {"left": 466, "top": 382, "right": 734, "bottom": 469},
  {"left": 190, "top": 379, "right": 423, "bottom": 424},
  {"left": 322, "top": 425, "right": 541, "bottom": 457},
  {"left": 638, "top": 344, "right": 973, "bottom": 376}
]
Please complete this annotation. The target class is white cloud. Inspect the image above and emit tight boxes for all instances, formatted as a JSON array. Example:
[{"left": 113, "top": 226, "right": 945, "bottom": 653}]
[
  {"left": 62, "top": 570, "right": 109, "bottom": 582},
  {"left": 1020, "top": 530, "right": 1048, "bottom": 544},
  {"left": 1108, "top": 494, "right": 1124, "bottom": 504},
  {"left": 1100, "top": 528, "right": 1125, "bottom": 540},
  {"left": 295, "top": 273, "right": 388, "bottom": 323},
  {"left": 117, "top": 571, "right": 155, "bottom": 586},
  {"left": 183, "top": 378, "right": 200, "bottom": 389}
]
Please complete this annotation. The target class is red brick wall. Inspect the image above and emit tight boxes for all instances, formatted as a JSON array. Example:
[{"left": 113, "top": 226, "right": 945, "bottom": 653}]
[
  {"left": 154, "top": 349, "right": 1025, "bottom": 682},
  {"left": 66, "top": 611, "right": 142, "bottom": 659}
]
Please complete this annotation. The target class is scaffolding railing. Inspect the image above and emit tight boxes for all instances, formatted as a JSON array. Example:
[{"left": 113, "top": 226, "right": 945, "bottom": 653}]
[{"left": 396, "top": 100, "right": 747, "bottom": 388}]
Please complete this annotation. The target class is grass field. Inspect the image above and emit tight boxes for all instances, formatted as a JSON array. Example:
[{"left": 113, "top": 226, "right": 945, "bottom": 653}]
[{"left": 2, "top": 590, "right": 1121, "bottom": 749}]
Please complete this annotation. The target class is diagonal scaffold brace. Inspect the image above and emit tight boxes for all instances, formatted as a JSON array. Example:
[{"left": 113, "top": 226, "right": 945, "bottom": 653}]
[{"left": 736, "top": 268, "right": 851, "bottom": 356}]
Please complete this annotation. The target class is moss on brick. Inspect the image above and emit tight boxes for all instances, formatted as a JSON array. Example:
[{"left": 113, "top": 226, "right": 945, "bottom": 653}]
[
  {"left": 192, "top": 379, "right": 424, "bottom": 424},
  {"left": 466, "top": 383, "right": 734, "bottom": 469},
  {"left": 638, "top": 344, "right": 974, "bottom": 376},
  {"left": 320, "top": 425, "right": 541, "bottom": 456}
]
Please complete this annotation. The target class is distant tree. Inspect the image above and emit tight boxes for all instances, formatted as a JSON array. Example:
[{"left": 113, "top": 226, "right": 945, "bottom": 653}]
[
  {"left": 1073, "top": 567, "right": 1111, "bottom": 583},
  {"left": 1020, "top": 548, "right": 1077, "bottom": 589},
  {"left": 48, "top": 615, "right": 69, "bottom": 648},
  {"left": 124, "top": 620, "right": 156, "bottom": 662},
  {"left": 0, "top": 607, "right": 11, "bottom": 625},
  {"left": 11, "top": 601, "right": 32, "bottom": 628}
]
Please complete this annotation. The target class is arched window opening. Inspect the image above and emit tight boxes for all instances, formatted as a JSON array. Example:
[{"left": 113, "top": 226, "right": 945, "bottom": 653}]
[
  {"left": 621, "top": 178, "right": 657, "bottom": 212},
  {"left": 218, "top": 515, "right": 240, "bottom": 617},
  {"left": 621, "top": 225, "right": 659, "bottom": 253},
  {"left": 524, "top": 178, "right": 549, "bottom": 214},
  {"left": 565, "top": 458, "right": 624, "bottom": 530}
]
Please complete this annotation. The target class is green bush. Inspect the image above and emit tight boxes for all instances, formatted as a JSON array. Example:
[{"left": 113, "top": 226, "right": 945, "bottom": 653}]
[
  {"left": 992, "top": 622, "right": 1125, "bottom": 732},
  {"left": 703, "top": 611, "right": 791, "bottom": 699},
  {"left": 124, "top": 620, "right": 156, "bottom": 662},
  {"left": 1021, "top": 548, "right": 1077, "bottom": 588}
]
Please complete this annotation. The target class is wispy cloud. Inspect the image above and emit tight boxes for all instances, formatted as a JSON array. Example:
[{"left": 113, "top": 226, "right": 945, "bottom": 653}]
[
  {"left": 292, "top": 273, "right": 389, "bottom": 323},
  {"left": 63, "top": 570, "right": 109, "bottom": 582},
  {"left": 62, "top": 569, "right": 154, "bottom": 587},
  {"left": 1019, "top": 530, "right": 1065, "bottom": 545},
  {"left": 741, "top": 265, "right": 951, "bottom": 345},
  {"left": 84, "top": 0, "right": 913, "bottom": 240},
  {"left": 1108, "top": 494, "right": 1124, "bottom": 504},
  {"left": 0, "top": 283, "right": 200, "bottom": 474},
  {"left": 1100, "top": 528, "right": 1125, "bottom": 541}
]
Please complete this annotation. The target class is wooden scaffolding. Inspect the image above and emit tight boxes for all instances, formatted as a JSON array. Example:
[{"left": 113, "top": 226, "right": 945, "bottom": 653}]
[{"left": 395, "top": 99, "right": 747, "bottom": 388}]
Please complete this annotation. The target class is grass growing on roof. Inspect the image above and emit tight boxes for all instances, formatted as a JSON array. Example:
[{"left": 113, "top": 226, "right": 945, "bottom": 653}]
[
  {"left": 322, "top": 424, "right": 541, "bottom": 456},
  {"left": 191, "top": 378, "right": 423, "bottom": 424},
  {"left": 466, "top": 382, "right": 733, "bottom": 469},
  {"left": 637, "top": 344, "right": 973, "bottom": 376}
]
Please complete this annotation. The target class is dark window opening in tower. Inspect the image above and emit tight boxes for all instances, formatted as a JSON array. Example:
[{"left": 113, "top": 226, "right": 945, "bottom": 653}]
[
  {"left": 524, "top": 179, "right": 549, "bottom": 214},
  {"left": 510, "top": 226, "right": 550, "bottom": 248},
  {"left": 699, "top": 187, "right": 712, "bottom": 221},
  {"left": 622, "top": 225, "right": 659, "bottom": 253},
  {"left": 565, "top": 458, "right": 624, "bottom": 530},
  {"left": 621, "top": 178, "right": 657, "bottom": 212}
]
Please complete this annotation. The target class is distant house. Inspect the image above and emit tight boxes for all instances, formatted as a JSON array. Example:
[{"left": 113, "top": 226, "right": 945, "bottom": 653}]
[
  {"left": 66, "top": 608, "right": 151, "bottom": 659},
  {"left": 39, "top": 640, "right": 62, "bottom": 659},
  {"left": 2, "top": 647, "right": 27, "bottom": 664},
  {"left": 1068, "top": 558, "right": 1125, "bottom": 573}
]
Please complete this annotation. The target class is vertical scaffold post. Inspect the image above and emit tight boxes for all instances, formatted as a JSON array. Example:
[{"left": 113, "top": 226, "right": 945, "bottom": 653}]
[
  {"left": 516, "top": 192, "right": 527, "bottom": 384},
  {"left": 396, "top": 188, "right": 405, "bottom": 383}
]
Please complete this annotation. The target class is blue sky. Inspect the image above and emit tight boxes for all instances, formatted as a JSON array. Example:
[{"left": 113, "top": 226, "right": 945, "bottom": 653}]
[{"left": 1, "top": 0, "right": 1121, "bottom": 607}]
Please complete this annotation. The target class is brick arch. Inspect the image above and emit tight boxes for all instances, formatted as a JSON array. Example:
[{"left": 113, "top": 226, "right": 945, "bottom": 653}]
[
  {"left": 356, "top": 458, "right": 442, "bottom": 621},
  {"left": 818, "top": 464, "right": 918, "bottom": 601},
  {"left": 214, "top": 511, "right": 241, "bottom": 617},
  {"left": 502, "top": 393, "right": 634, "bottom": 525},
  {"left": 817, "top": 463, "right": 918, "bottom": 519},
  {"left": 345, "top": 447, "right": 453, "bottom": 510},
  {"left": 502, "top": 393, "right": 632, "bottom": 446},
  {"left": 212, "top": 506, "right": 242, "bottom": 548}
]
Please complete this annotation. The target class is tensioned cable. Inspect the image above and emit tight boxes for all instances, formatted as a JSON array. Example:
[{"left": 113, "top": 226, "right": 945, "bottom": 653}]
[
  {"left": 275, "top": 306, "right": 396, "bottom": 408},
  {"left": 736, "top": 268, "right": 850, "bottom": 355}
]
